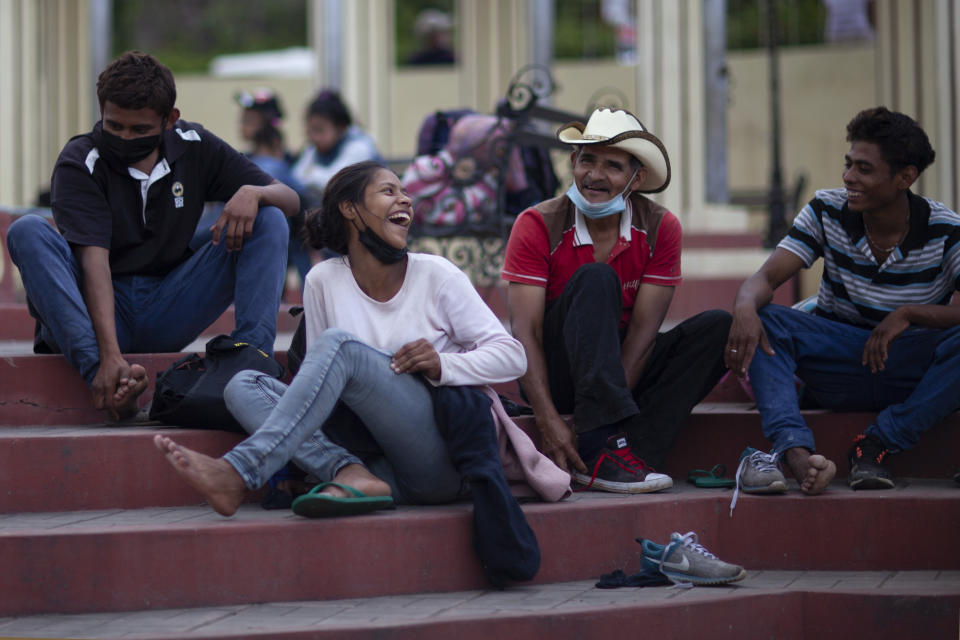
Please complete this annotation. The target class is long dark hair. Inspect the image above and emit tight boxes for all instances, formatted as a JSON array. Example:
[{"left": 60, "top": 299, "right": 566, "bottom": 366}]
[{"left": 304, "top": 161, "right": 387, "bottom": 253}]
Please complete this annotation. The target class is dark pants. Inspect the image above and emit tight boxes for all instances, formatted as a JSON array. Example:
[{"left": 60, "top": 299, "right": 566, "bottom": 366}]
[{"left": 542, "top": 263, "right": 731, "bottom": 468}]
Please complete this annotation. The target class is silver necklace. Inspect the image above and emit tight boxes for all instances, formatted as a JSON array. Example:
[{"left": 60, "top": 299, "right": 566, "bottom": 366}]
[{"left": 863, "top": 210, "right": 910, "bottom": 254}]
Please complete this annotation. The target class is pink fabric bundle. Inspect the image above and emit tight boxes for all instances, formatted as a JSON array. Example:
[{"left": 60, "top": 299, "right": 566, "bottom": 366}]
[{"left": 402, "top": 115, "right": 528, "bottom": 228}]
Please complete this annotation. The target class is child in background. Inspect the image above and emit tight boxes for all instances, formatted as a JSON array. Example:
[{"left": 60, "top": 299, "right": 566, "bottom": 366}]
[{"left": 292, "top": 89, "right": 382, "bottom": 209}]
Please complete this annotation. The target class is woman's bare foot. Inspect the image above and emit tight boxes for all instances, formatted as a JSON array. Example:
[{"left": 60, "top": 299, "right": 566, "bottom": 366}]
[
  {"left": 153, "top": 434, "right": 247, "bottom": 516},
  {"left": 323, "top": 463, "right": 392, "bottom": 498},
  {"left": 784, "top": 447, "right": 836, "bottom": 495},
  {"left": 112, "top": 364, "right": 149, "bottom": 420}
]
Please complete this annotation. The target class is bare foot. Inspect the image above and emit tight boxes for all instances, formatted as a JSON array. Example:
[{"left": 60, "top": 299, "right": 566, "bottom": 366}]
[
  {"left": 153, "top": 434, "right": 247, "bottom": 516},
  {"left": 323, "top": 463, "right": 392, "bottom": 499},
  {"left": 784, "top": 447, "right": 836, "bottom": 495},
  {"left": 112, "top": 364, "right": 149, "bottom": 420}
]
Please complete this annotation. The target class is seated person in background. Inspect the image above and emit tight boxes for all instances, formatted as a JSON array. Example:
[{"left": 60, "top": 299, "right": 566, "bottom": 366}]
[
  {"left": 727, "top": 106, "right": 959, "bottom": 494},
  {"left": 291, "top": 89, "right": 382, "bottom": 207},
  {"left": 6, "top": 51, "right": 299, "bottom": 419},
  {"left": 155, "top": 161, "right": 568, "bottom": 517},
  {"left": 234, "top": 89, "right": 312, "bottom": 284},
  {"left": 406, "top": 9, "right": 456, "bottom": 66},
  {"left": 402, "top": 114, "right": 529, "bottom": 229},
  {"left": 503, "top": 107, "right": 731, "bottom": 493}
]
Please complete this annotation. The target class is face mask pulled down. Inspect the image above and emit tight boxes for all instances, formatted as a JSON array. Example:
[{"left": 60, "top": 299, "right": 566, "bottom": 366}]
[
  {"left": 566, "top": 169, "right": 638, "bottom": 219},
  {"left": 351, "top": 212, "right": 408, "bottom": 265}
]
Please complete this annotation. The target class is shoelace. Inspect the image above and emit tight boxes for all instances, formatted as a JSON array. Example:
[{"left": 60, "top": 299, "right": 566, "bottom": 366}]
[
  {"left": 613, "top": 447, "right": 651, "bottom": 471},
  {"left": 659, "top": 531, "right": 716, "bottom": 588},
  {"left": 729, "top": 449, "right": 779, "bottom": 517},
  {"left": 573, "top": 447, "right": 651, "bottom": 492},
  {"left": 852, "top": 434, "right": 888, "bottom": 463}
]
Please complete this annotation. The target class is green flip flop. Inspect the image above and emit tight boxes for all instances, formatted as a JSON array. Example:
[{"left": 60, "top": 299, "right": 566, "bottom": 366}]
[
  {"left": 687, "top": 464, "right": 736, "bottom": 489},
  {"left": 291, "top": 481, "right": 394, "bottom": 518}
]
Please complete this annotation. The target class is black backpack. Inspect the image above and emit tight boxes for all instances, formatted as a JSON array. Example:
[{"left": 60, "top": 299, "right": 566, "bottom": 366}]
[{"left": 149, "top": 335, "right": 285, "bottom": 432}]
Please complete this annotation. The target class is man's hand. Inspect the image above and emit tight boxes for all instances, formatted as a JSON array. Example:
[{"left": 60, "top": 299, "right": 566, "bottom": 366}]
[
  {"left": 862, "top": 307, "right": 910, "bottom": 373},
  {"left": 91, "top": 353, "right": 134, "bottom": 419},
  {"left": 725, "top": 306, "right": 774, "bottom": 377},
  {"left": 537, "top": 414, "right": 586, "bottom": 474},
  {"left": 391, "top": 339, "right": 442, "bottom": 381},
  {"left": 212, "top": 185, "right": 261, "bottom": 251}
]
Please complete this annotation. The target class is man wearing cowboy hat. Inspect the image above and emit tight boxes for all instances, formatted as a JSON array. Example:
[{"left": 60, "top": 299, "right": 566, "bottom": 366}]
[{"left": 502, "top": 107, "right": 731, "bottom": 492}]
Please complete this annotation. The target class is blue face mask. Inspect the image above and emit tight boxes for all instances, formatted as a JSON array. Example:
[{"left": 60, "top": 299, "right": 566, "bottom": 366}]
[{"left": 565, "top": 170, "right": 638, "bottom": 219}]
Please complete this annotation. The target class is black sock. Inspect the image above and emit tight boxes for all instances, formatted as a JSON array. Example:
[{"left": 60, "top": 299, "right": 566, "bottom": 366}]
[{"left": 577, "top": 425, "right": 619, "bottom": 461}]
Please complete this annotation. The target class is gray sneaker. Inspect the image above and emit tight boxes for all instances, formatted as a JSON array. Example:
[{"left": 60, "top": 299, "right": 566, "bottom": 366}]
[
  {"left": 736, "top": 447, "right": 787, "bottom": 493},
  {"left": 639, "top": 531, "right": 746, "bottom": 585}
]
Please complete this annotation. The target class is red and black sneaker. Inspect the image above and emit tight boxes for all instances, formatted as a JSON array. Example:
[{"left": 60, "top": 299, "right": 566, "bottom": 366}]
[
  {"left": 572, "top": 433, "right": 673, "bottom": 493},
  {"left": 847, "top": 433, "right": 895, "bottom": 490}
]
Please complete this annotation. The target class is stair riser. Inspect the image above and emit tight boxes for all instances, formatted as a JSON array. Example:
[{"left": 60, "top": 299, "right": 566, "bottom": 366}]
[
  {"left": 666, "top": 410, "right": 960, "bottom": 480},
  {"left": 0, "top": 429, "right": 253, "bottom": 513},
  {"left": 3, "top": 407, "right": 958, "bottom": 513},
  {"left": 2, "top": 493, "right": 957, "bottom": 616},
  {"left": 0, "top": 353, "right": 292, "bottom": 427}
]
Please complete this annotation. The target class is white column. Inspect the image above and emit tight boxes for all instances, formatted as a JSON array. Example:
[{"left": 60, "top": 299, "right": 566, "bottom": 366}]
[{"left": 634, "top": 0, "right": 746, "bottom": 231}]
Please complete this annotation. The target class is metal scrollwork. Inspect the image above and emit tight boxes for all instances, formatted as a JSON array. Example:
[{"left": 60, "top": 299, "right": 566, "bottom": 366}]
[
  {"left": 505, "top": 64, "right": 556, "bottom": 113},
  {"left": 586, "top": 87, "right": 630, "bottom": 113}
]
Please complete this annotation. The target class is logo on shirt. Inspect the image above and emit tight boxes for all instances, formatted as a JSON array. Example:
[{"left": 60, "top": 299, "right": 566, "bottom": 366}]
[{"left": 172, "top": 181, "right": 184, "bottom": 208}]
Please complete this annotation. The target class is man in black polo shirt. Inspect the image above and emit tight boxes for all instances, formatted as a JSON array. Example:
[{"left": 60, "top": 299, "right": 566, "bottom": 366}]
[
  {"left": 725, "top": 107, "right": 960, "bottom": 494},
  {"left": 6, "top": 51, "right": 299, "bottom": 419}
]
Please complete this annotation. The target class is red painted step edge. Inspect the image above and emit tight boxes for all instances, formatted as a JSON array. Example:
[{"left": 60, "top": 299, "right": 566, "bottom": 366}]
[
  {"left": 121, "top": 591, "right": 960, "bottom": 640},
  {"left": 1, "top": 487, "right": 957, "bottom": 616}
]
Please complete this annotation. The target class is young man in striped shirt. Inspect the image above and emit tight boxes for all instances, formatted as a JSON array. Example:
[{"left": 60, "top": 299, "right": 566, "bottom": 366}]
[
  {"left": 726, "top": 106, "right": 959, "bottom": 494},
  {"left": 502, "top": 108, "right": 731, "bottom": 493}
]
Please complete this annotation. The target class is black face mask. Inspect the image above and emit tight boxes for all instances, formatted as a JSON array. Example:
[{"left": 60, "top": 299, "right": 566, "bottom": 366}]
[
  {"left": 351, "top": 214, "right": 408, "bottom": 265},
  {"left": 98, "top": 126, "right": 162, "bottom": 166}
]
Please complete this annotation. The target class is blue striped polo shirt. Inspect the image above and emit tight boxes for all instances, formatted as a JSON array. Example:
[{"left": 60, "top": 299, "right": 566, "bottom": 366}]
[{"left": 779, "top": 188, "right": 960, "bottom": 327}]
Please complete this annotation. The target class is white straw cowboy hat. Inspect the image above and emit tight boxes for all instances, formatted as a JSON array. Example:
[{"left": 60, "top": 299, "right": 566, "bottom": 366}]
[{"left": 557, "top": 108, "right": 671, "bottom": 193}]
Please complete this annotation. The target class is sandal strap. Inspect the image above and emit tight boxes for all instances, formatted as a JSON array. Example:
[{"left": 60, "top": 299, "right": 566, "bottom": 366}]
[{"left": 306, "top": 481, "right": 365, "bottom": 499}]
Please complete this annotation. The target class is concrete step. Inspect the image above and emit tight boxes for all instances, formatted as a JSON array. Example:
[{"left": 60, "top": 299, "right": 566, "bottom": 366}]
[
  {"left": 0, "top": 571, "right": 957, "bottom": 639},
  {"left": 0, "top": 352, "right": 294, "bottom": 426},
  {"left": 0, "top": 302, "right": 301, "bottom": 342},
  {"left": 4, "top": 401, "right": 959, "bottom": 513},
  {"left": 1, "top": 483, "right": 957, "bottom": 617}
]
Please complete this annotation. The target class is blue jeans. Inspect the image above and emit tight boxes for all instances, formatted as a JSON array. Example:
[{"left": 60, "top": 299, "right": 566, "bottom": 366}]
[
  {"left": 750, "top": 304, "right": 960, "bottom": 454},
  {"left": 222, "top": 328, "right": 463, "bottom": 505},
  {"left": 6, "top": 209, "right": 288, "bottom": 385}
]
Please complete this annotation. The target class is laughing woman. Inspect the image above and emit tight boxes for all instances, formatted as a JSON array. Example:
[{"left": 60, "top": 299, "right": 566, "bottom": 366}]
[{"left": 153, "top": 161, "right": 554, "bottom": 519}]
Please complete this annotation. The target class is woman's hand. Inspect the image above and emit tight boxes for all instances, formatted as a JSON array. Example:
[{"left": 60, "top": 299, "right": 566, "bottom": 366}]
[{"left": 391, "top": 339, "right": 442, "bottom": 381}]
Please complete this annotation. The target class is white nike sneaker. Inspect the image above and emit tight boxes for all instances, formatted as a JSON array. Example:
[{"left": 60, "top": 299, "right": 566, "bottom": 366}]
[{"left": 639, "top": 531, "right": 746, "bottom": 585}]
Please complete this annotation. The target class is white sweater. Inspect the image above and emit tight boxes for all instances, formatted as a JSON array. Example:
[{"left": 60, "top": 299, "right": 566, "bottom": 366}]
[{"left": 303, "top": 253, "right": 527, "bottom": 387}]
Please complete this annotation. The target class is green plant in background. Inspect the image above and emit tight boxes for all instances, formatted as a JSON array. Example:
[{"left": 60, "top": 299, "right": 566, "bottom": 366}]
[
  {"left": 113, "top": 0, "right": 308, "bottom": 73},
  {"left": 727, "top": 0, "right": 827, "bottom": 50},
  {"left": 110, "top": 0, "right": 831, "bottom": 75}
]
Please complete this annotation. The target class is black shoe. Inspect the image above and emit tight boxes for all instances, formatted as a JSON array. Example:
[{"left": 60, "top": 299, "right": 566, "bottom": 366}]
[
  {"left": 571, "top": 433, "right": 673, "bottom": 493},
  {"left": 847, "top": 433, "right": 895, "bottom": 490}
]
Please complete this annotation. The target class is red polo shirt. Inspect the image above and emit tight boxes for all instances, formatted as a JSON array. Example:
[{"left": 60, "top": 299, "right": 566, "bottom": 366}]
[{"left": 502, "top": 195, "right": 682, "bottom": 327}]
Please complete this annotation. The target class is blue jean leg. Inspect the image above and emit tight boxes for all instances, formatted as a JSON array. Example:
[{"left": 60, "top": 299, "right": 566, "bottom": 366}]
[
  {"left": 7, "top": 215, "right": 103, "bottom": 383},
  {"left": 222, "top": 328, "right": 462, "bottom": 505},
  {"left": 128, "top": 206, "right": 288, "bottom": 354},
  {"left": 751, "top": 304, "right": 957, "bottom": 454},
  {"left": 7, "top": 208, "right": 287, "bottom": 382},
  {"left": 869, "top": 323, "right": 960, "bottom": 451}
]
